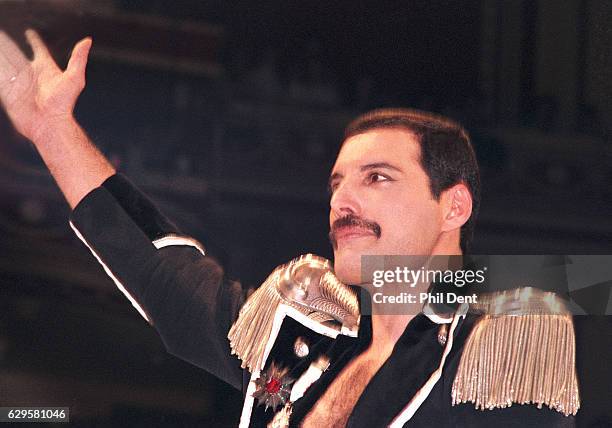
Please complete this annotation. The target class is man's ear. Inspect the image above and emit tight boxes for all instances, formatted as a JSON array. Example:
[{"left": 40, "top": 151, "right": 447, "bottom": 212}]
[{"left": 440, "top": 183, "right": 473, "bottom": 233}]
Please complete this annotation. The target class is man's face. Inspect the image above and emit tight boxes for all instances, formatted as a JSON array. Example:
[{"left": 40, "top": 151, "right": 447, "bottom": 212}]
[{"left": 329, "top": 128, "right": 444, "bottom": 285}]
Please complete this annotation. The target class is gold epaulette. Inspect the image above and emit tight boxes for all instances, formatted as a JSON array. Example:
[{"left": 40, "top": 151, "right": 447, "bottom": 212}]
[
  {"left": 227, "top": 254, "right": 359, "bottom": 373},
  {"left": 451, "top": 287, "right": 580, "bottom": 416}
]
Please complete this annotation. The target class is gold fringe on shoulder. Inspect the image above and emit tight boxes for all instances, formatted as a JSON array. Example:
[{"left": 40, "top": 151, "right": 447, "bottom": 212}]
[
  {"left": 228, "top": 254, "right": 359, "bottom": 373},
  {"left": 228, "top": 265, "right": 284, "bottom": 372},
  {"left": 451, "top": 288, "right": 580, "bottom": 416}
]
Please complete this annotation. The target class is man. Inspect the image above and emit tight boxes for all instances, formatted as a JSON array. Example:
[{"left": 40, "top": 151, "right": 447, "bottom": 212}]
[{"left": 0, "top": 30, "right": 589, "bottom": 427}]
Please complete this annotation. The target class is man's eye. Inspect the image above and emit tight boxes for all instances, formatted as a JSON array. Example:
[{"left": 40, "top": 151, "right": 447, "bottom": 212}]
[
  {"left": 328, "top": 182, "right": 339, "bottom": 195},
  {"left": 367, "top": 172, "right": 389, "bottom": 183}
]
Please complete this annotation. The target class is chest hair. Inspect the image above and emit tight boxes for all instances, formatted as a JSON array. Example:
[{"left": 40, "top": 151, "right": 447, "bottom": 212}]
[{"left": 300, "top": 355, "right": 385, "bottom": 428}]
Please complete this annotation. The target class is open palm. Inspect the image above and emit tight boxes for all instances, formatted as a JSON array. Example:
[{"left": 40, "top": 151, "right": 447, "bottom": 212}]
[{"left": 0, "top": 29, "right": 91, "bottom": 142}]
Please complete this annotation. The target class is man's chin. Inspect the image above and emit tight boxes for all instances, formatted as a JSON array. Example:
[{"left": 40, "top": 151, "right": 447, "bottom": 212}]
[
  {"left": 332, "top": 260, "right": 362, "bottom": 286},
  {"left": 332, "top": 244, "right": 376, "bottom": 285}
]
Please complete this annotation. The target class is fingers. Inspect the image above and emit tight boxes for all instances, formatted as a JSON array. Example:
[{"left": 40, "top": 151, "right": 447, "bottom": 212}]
[
  {"left": 66, "top": 37, "right": 92, "bottom": 82},
  {"left": 0, "top": 31, "right": 28, "bottom": 80},
  {"left": 25, "top": 29, "right": 53, "bottom": 61}
]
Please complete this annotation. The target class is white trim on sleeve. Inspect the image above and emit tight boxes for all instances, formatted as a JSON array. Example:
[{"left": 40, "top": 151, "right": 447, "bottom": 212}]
[
  {"left": 153, "top": 234, "right": 206, "bottom": 255},
  {"left": 69, "top": 220, "right": 151, "bottom": 323}
]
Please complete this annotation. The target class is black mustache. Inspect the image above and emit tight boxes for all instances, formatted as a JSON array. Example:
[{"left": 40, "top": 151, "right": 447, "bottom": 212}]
[{"left": 329, "top": 214, "right": 382, "bottom": 248}]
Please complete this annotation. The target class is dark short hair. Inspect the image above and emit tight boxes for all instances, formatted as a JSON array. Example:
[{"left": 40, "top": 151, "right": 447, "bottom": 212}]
[{"left": 343, "top": 108, "right": 481, "bottom": 253}]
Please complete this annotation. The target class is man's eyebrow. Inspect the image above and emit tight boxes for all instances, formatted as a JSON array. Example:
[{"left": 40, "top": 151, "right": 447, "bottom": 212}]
[{"left": 359, "top": 162, "right": 403, "bottom": 173}]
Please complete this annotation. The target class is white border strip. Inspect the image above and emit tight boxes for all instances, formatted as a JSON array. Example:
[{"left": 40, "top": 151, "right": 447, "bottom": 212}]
[
  {"left": 238, "top": 304, "right": 289, "bottom": 428},
  {"left": 423, "top": 311, "right": 454, "bottom": 324},
  {"left": 239, "top": 369, "right": 262, "bottom": 428},
  {"left": 69, "top": 221, "right": 151, "bottom": 323},
  {"left": 422, "top": 301, "right": 454, "bottom": 324},
  {"left": 388, "top": 309, "right": 465, "bottom": 427},
  {"left": 284, "top": 305, "right": 352, "bottom": 338},
  {"left": 153, "top": 234, "right": 206, "bottom": 255},
  {"left": 290, "top": 362, "right": 326, "bottom": 403}
]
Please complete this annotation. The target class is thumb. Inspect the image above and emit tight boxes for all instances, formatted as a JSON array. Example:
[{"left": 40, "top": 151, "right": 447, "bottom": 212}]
[{"left": 66, "top": 37, "right": 92, "bottom": 81}]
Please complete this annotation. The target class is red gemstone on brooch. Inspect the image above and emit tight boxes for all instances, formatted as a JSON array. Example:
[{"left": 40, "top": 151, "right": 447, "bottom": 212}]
[
  {"left": 253, "top": 362, "right": 295, "bottom": 412},
  {"left": 266, "top": 378, "right": 281, "bottom": 394}
]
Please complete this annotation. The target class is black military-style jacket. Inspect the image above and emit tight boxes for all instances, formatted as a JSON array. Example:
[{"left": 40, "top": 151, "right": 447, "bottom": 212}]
[{"left": 69, "top": 174, "right": 609, "bottom": 427}]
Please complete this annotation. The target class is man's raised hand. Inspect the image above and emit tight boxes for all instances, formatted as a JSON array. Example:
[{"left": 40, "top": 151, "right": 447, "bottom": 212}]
[
  {"left": 0, "top": 29, "right": 113, "bottom": 208},
  {"left": 0, "top": 29, "right": 92, "bottom": 143}
]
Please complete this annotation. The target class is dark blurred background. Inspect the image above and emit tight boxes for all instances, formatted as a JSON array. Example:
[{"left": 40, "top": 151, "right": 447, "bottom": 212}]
[{"left": 0, "top": 0, "right": 610, "bottom": 426}]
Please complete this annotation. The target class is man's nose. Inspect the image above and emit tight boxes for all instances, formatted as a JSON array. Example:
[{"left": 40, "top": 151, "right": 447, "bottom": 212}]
[{"left": 330, "top": 181, "right": 361, "bottom": 218}]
